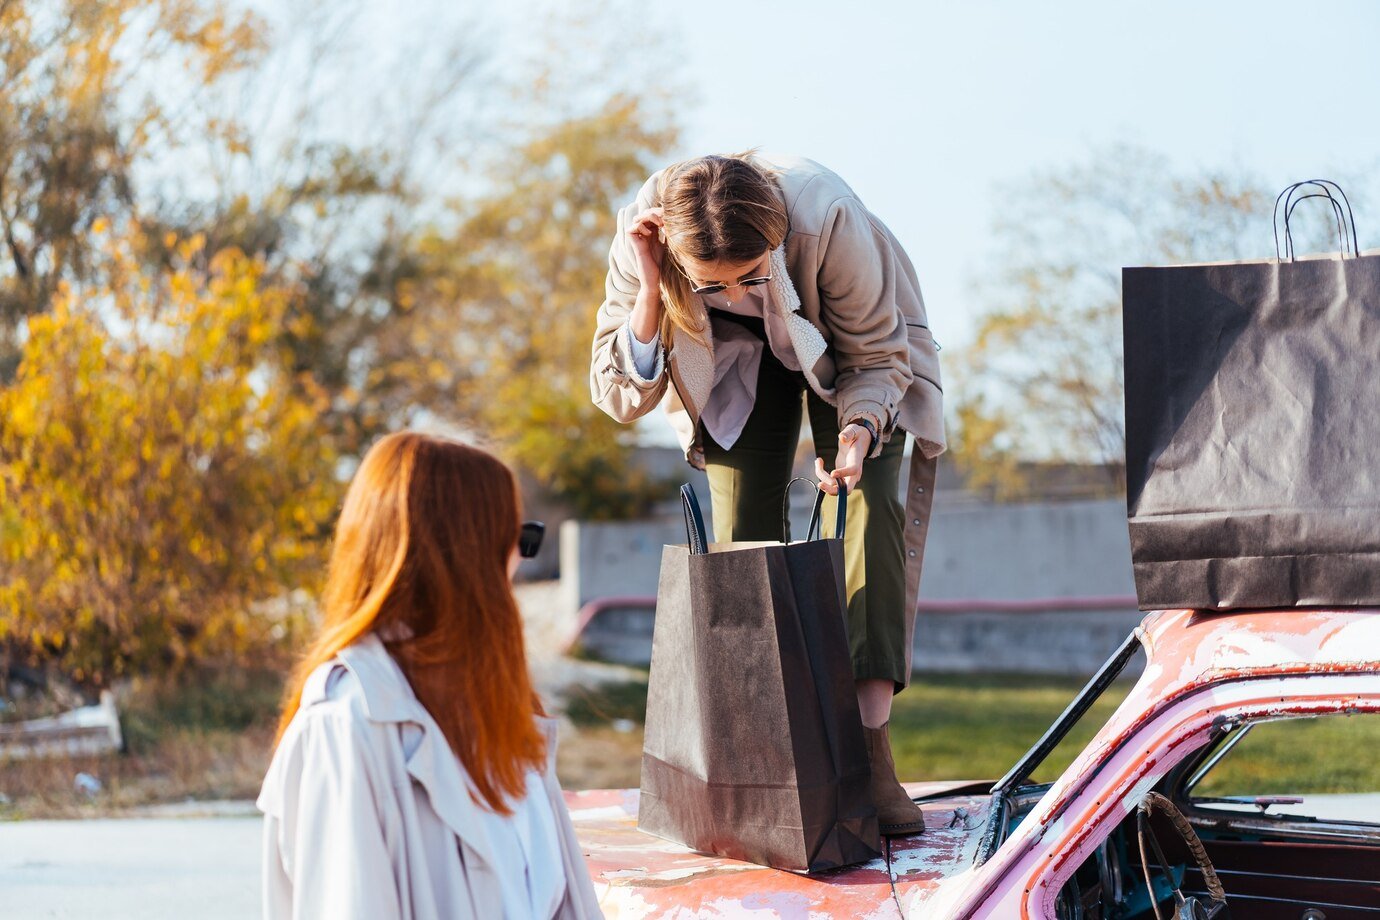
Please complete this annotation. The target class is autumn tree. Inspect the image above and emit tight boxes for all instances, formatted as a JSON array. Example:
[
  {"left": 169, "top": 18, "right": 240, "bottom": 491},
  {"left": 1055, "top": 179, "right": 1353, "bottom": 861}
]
[
  {"left": 0, "top": 0, "right": 264, "bottom": 379},
  {"left": 949, "top": 143, "right": 1359, "bottom": 500},
  {"left": 0, "top": 2, "right": 686, "bottom": 695},
  {"left": 131, "top": 1, "right": 486, "bottom": 458},
  {"left": 232, "top": 6, "right": 687, "bottom": 516},
  {"left": 404, "top": 92, "right": 679, "bottom": 518},
  {"left": 133, "top": 2, "right": 686, "bottom": 510},
  {"left": 0, "top": 226, "right": 339, "bottom": 688}
]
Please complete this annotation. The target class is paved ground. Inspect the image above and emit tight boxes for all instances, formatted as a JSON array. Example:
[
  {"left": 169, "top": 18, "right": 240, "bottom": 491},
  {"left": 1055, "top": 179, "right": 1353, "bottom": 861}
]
[
  {"left": 0, "top": 582, "right": 636, "bottom": 918},
  {"left": 1, "top": 815, "right": 261, "bottom": 919}
]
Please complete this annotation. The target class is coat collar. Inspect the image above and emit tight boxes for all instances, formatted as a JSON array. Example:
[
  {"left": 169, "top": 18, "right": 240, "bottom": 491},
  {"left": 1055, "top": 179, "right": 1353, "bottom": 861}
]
[
  {"left": 323, "top": 632, "right": 428, "bottom": 722},
  {"left": 315, "top": 633, "right": 561, "bottom": 866},
  {"left": 765, "top": 244, "right": 801, "bottom": 315}
]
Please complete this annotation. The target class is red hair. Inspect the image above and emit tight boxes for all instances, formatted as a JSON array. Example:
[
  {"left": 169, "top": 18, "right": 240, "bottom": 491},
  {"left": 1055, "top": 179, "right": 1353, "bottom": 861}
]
[{"left": 276, "top": 431, "right": 545, "bottom": 813}]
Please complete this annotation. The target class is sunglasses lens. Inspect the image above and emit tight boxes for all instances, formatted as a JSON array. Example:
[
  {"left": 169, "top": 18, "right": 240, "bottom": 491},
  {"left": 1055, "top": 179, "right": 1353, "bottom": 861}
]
[
  {"left": 693, "top": 276, "right": 769, "bottom": 295},
  {"left": 519, "top": 521, "right": 545, "bottom": 558}
]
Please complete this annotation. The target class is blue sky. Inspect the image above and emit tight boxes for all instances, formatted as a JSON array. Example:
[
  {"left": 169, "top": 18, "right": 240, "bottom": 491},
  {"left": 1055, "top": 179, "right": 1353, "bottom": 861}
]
[
  {"left": 383, "top": 0, "right": 1380, "bottom": 347},
  {"left": 652, "top": 0, "right": 1380, "bottom": 347},
  {"left": 469, "top": 0, "right": 1380, "bottom": 444}
]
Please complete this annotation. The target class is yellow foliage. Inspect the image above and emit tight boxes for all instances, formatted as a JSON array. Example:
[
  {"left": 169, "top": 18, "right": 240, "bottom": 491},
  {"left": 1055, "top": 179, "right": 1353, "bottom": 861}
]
[
  {"left": 0, "top": 226, "right": 341, "bottom": 687},
  {"left": 410, "top": 95, "right": 677, "bottom": 518}
]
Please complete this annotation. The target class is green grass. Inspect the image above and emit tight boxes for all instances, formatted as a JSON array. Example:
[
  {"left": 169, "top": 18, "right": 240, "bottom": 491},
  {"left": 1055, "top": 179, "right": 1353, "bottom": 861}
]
[
  {"left": 1194, "top": 716, "right": 1380, "bottom": 796},
  {"left": 120, "top": 666, "right": 286, "bottom": 751},
  {"left": 563, "top": 673, "right": 1127, "bottom": 783},
  {"left": 886, "top": 673, "right": 1132, "bottom": 784},
  {"left": 564, "top": 681, "right": 652, "bottom": 728},
  {"left": 564, "top": 674, "right": 1380, "bottom": 795},
  {"left": 1, "top": 667, "right": 285, "bottom": 820}
]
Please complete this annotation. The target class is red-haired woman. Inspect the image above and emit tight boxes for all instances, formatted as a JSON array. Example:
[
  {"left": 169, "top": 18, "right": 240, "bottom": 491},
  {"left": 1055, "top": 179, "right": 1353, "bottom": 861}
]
[{"left": 257, "top": 432, "right": 602, "bottom": 919}]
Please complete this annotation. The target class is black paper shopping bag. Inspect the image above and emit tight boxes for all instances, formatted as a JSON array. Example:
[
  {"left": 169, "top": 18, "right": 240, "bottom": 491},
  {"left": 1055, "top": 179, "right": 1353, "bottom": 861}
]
[
  {"left": 637, "top": 481, "right": 880, "bottom": 872},
  {"left": 1123, "top": 180, "right": 1380, "bottom": 609}
]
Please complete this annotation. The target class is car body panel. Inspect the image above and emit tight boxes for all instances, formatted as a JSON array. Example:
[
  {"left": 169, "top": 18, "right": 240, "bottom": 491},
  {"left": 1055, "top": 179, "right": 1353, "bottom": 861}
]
[
  {"left": 957, "top": 674, "right": 1380, "bottom": 918},
  {"left": 939, "top": 608, "right": 1380, "bottom": 917},
  {"left": 570, "top": 608, "right": 1380, "bottom": 919},
  {"left": 566, "top": 783, "right": 989, "bottom": 919}
]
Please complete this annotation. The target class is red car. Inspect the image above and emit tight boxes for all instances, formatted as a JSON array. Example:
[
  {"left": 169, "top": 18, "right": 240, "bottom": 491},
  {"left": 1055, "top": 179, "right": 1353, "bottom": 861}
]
[{"left": 568, "top": 607, "right": 1380, "bottom": 918}]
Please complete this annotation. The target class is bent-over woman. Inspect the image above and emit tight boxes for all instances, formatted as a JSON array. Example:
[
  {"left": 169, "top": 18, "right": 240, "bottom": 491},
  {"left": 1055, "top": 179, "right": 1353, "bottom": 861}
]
[{"left": 590, "top": 151, "right": 945, "bottom": 836}]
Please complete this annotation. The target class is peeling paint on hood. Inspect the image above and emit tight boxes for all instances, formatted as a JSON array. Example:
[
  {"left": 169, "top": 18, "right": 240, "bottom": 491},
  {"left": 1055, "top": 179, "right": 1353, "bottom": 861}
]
[{"left": 568, "top": 783, "right": 990, "bottom": 918}]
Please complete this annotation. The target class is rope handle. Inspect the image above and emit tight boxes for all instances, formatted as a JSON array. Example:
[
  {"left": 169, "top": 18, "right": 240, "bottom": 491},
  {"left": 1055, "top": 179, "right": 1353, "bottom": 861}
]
[
  {"left": 782, "top": 476, "right": 848, "bottom": 543},
  {"left": 1273, "top": 179, "right": 1360, "bottom": 261}
]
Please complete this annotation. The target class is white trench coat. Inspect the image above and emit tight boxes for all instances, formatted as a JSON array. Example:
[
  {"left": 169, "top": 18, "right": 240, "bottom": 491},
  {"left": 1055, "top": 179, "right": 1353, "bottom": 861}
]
[{"left": 257, "top": 633, "right": 603, "bottom": 919}]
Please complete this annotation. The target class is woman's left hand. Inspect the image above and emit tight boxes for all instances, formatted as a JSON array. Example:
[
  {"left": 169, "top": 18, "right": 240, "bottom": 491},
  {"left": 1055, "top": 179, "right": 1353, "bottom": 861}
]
[{"left": 815, "top": 423, "right": 872, "bottom": 494}]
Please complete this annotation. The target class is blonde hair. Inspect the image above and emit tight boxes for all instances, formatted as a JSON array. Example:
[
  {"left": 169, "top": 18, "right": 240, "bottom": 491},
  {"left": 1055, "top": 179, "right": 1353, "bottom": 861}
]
[{"left": 655, "top": 152, "right": 788, "bottom": 344}]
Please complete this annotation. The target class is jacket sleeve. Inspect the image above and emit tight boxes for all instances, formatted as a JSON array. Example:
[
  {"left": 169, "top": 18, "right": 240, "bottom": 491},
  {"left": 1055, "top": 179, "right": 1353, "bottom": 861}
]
[
  {"left": 589, "top": 176, "right": 671, "bottom": 423},
  {"left": 626, "top": 324, "right": 663, "bottom": 381},
  {"left": 260, "top": 712, "right": 404, "bottom": 920},
  {"left": 815, "top": 196, "right": 914, "bottom": 457}
]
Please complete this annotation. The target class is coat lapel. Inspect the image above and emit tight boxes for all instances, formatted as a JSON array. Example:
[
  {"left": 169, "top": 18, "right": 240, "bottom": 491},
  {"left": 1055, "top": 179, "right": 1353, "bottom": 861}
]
[
  {"left": 768, "top": 245, "right": 836, "bottom": 403},
  {"left": 669, "top": 328, "right": 713, "bottom": 417},
  {"left": 334, "top": 636, "right": 498, "bottom": 870},
  {"left": 401, "top": 717, "right": 500, "bottom": 868}
]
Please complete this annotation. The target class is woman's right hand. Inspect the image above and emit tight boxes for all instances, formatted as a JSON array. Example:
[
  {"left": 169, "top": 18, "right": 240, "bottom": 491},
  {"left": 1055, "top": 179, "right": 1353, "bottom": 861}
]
[
  {"left": 627, "top": 208, "right": 666, "bottom": 343},
  {"left": 627, "top": 207, "right": 666, "bottom": 292}
]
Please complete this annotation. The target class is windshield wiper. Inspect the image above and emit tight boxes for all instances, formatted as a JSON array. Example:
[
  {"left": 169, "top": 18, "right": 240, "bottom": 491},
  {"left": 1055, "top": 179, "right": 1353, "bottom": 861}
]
[
  {"left": 974, "top": 630, "right": 1143, "bottom": 866},
  {"left": 1192, "top": 795, "right": 1306, "bottom": 814}
]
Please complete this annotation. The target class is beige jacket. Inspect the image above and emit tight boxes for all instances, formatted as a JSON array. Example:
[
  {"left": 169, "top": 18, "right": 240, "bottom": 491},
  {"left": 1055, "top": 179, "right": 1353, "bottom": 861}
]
[
  {"left": 589, "top": 151, "right": 945, "bottom": 468},
  {"left": 257, "top": 634, "right": 603, "bottom": 920}
]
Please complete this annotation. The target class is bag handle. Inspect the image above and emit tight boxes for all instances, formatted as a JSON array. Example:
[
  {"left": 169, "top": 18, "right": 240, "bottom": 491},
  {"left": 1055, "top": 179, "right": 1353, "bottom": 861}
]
[
  {"left": 782, "top": 476, "right": 848, "bottom": 543},
  {"left": 1274, "top": 179, "right": 1354, "bottom": 259},
  {"left": 1285, "top": 191, "right": 1348, "bottom": 260},
  {"left": 1292, "top": 179, "right": 1358, "bottom": 257},
  {"left": 1272, "top": 179, "right": 1360, "bottom": 261},
  {"left": 680, "top": 483, "right": 708, "bottom": 555}
]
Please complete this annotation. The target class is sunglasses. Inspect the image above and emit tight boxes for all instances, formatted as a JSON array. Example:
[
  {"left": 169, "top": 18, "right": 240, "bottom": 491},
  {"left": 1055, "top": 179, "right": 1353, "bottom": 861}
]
[
  {"left": 690, "top": 274, "right": 772, "bottom": 297},
  {"left": 518, "top": 521, "right": 545, "bottom": 559}
]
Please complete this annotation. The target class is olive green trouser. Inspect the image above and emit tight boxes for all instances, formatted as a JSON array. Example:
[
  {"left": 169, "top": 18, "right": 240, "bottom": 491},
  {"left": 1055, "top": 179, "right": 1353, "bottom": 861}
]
[{"left": 701, "top": 342, "right": 909, "bottom": 691}]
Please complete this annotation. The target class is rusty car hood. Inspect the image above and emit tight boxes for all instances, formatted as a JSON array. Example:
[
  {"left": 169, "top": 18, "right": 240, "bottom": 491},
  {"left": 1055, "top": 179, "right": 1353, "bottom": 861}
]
[{"left": 566, "top": 781, "right": 992, "bottom": 918}]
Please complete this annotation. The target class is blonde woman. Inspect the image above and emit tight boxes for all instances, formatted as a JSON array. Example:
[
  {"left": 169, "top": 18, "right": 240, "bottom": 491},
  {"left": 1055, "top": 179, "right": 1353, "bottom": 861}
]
[
  {"left": 257, "top": 432, "right": 602, "bottom": 919},
  {"left": 590, "top": 152, "right": 945, "bottom": 836}
]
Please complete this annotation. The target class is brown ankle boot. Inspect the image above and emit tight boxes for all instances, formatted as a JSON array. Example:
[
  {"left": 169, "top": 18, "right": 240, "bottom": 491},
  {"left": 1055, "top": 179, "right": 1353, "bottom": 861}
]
[{"left": 864, "top": 722, "right": 925, "bottom": 837}]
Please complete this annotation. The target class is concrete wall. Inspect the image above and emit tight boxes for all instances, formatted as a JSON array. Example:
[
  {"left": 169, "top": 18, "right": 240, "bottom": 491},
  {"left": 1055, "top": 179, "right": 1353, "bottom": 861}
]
[
  {"left": 558, "top": 476, "right": 818, "bottom": 613},
  {"left": 574, "top": 604, "right": 1144, "bottom": 676},
  {"left": 565, "top": 495, "right": 1136, "bottom": 608},
  {"left": 564, "top": 495, "right": 1145, "bottom": 676},
  {"left": 912, "top": 609, "right": 1144, "bottom": 674},
  {"left": 917, "top": 498, "right": 1136, "bottom": 601}
]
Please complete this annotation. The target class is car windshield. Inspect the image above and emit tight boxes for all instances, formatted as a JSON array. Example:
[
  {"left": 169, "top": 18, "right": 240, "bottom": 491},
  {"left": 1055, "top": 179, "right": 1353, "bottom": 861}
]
[
  {"left": 974, "top": 631, "right": 1147, "bottom": 864},
  {"left": 1184, "top": 713, "right": 1380, "bottom": 825}
]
